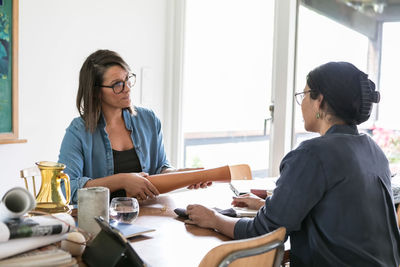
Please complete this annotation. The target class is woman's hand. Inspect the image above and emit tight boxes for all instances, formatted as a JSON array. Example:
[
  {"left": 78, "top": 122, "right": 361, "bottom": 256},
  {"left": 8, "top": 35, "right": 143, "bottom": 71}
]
[
  {"left": 178, "top": 167, "right": 212, "bottom": 190},
  {"left": 187, "top": 181, "right": 212, "bottom": 189},
  {"left": 231, "top": 193, "right": 265, "bottom": 210},
  {"left": 162, "top": 167, "right": 211, "bottom": 190},
  {"left": 122, "top": 172, "right": 160, "bottom": 200},
  {"left": 184, "top": 204, "right": 219, "bottom": 229}
]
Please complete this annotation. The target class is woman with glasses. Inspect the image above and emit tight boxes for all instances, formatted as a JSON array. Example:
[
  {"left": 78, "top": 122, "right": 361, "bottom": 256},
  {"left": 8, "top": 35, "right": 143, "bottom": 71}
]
[
  {"left": 58, "top": 49, "right": 208, "bottom": 204},
  {"left": 185, "top": 62, "right": 400, "bottom": 266}
]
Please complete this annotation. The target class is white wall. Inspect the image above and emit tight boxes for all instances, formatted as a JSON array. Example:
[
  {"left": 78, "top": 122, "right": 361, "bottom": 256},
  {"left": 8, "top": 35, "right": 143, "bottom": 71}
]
[{"left": 0, "top": 0, "right": 169, "bottom": 196}]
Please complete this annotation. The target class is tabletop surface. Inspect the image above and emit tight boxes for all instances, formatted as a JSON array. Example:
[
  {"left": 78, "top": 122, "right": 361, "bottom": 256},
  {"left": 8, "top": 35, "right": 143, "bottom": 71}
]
[
  {"left": 128, "top": 183, "right": 235, "bottom": 267},
  {"left": 77, "top": 177, "right": 398, "bottom": 266}
]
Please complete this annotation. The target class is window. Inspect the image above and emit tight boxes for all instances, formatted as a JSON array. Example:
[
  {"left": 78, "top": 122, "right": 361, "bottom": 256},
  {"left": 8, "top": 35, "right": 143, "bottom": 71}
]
[
  {"left": 294, "top": 3, "right": 400, "bottom": 174},
  {"left": 181, "top": 0, "right": 274, "bottom": 177},
  {"left": 374, "top": 22, "right": 400, "bottom": 174},
  {"left": 294, "top": 5, "right": 369, "bottom": 147}
]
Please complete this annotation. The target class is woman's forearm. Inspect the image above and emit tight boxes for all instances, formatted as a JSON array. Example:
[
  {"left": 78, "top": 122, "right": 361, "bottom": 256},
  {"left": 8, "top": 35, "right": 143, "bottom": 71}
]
[
  {"left": 83, "top": 174, "right": 124, "bottom": 192},
  {"left": 83, "top": 173, "right": 159, "bottom": 199}
]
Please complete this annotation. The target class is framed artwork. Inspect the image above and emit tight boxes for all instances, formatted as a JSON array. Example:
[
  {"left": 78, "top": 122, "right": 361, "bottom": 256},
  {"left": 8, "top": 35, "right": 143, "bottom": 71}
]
[{"left": 0, "top": 0, "right": 24, "bottom": 144}]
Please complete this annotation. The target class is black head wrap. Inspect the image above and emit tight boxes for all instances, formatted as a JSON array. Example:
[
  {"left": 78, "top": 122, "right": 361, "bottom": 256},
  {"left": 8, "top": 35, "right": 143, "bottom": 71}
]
[{"left": 306, "top": 62, "right": 380, "bottom": 125}]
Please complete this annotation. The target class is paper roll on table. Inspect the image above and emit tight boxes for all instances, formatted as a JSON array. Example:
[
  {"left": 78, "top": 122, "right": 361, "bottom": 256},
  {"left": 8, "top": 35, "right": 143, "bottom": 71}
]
[
  {"left": 147, "top": 165, "right": 232, "bottom": 194},
  {"left": 0, "top": 187, "right": 36, "bottom": 222}
]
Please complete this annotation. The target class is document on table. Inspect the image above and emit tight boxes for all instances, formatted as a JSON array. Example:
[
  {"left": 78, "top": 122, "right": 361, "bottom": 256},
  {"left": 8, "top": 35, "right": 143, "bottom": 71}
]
[{"left": 230, "top": 177, "right": 278, "bottom": 197}]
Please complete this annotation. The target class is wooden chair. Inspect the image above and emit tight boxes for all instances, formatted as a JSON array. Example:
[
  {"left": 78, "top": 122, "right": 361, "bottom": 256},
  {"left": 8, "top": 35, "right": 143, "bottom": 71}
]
[
  {"left": 397, "top": 205, "right": 400, "bottom": 228},
  {"left": 20, "top": 166, "right": 40, "bottom": 197},
  {"left": 229, "top": 164, "right": 252, "bottom": 180},
  {"left": 198, "top": 227, "right": 286, "bottom": 267}
]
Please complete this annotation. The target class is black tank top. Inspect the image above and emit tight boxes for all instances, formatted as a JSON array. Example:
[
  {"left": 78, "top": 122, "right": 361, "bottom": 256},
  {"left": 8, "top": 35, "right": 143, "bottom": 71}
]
[{"left": 110, "top": 148, "right": 142, "bottom": 199}]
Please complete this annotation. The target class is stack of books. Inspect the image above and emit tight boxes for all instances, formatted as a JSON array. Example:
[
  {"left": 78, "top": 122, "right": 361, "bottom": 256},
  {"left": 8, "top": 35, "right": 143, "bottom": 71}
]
[{"left": 0, "top": 244, "right": 76, "bottom": 267}]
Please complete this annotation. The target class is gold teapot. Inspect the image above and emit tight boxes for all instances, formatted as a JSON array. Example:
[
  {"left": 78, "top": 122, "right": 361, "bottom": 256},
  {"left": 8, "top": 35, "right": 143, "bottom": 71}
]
[{"left": 35, "top": 161, "right": 71, "bottom": 213}]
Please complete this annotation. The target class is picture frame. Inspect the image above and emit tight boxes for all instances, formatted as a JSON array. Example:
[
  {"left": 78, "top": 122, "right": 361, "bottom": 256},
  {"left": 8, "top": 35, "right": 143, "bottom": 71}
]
[{"left": 0, "top": 0, "right": 25, "bottom": 144}]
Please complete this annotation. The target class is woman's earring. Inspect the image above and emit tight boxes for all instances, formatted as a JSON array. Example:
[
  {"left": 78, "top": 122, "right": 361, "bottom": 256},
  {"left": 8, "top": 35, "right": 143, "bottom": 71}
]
[{"left": 316, "top": 112, "right": 321, "bottom": 119}]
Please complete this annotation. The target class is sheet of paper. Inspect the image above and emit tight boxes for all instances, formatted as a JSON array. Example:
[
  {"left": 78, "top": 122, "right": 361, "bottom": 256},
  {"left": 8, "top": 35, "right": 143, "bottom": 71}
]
[{"left": 230, "top": 178, "right": 278, "bottom": 197}]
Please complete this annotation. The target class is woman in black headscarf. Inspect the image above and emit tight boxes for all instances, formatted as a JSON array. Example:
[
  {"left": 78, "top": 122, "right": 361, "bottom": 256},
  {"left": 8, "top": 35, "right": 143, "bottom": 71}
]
[{"left": 185, "top": 62, "right": 400, "bottom": 267}]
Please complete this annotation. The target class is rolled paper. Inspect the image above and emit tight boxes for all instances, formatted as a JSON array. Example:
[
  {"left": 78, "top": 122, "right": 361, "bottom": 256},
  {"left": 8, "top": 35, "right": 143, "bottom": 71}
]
[
  {"left": 0, "top": 187, "right": 36, "bottom": 222},
  {"left": 78, "top": 187, "right": 109, "bottom": 237},
  {"left": 147, "top": 165, "right": 231, "bottom": 194}
]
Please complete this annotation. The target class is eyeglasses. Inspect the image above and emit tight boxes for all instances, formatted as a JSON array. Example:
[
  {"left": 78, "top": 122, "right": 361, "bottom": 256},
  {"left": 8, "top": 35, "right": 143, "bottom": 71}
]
[
  {"left": 99, "top": 73, "right": 136, "bottom": 94},
  {"left": 294, "top": 90, "right": 311, "bottom": 105}
]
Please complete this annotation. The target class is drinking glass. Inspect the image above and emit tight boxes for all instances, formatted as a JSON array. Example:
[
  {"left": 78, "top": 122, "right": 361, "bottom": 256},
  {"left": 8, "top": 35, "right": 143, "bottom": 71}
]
[{"left": 109, "top": 197, "right": 139, "bottom": 224}]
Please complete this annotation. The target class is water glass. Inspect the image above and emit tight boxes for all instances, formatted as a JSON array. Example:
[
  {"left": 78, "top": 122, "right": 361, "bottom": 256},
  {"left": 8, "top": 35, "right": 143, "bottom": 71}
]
[{"left": 109, "top": 197, "right": 139, "bottom": 224}]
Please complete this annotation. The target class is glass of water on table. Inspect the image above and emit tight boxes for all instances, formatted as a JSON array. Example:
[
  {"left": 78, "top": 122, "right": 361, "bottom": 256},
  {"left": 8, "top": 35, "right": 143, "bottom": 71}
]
[{"left": 109, "top": 197, "right": 139, "bottom": 224}]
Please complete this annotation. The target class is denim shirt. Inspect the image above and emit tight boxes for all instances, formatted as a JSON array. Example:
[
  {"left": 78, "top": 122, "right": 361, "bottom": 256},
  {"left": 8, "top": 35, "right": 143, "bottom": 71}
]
[
  {"left": 58, "top": 107, "right": 172, "bottom": 204},
  {"left": 234, "top": 124, "right": 400, "bottom": 267}
]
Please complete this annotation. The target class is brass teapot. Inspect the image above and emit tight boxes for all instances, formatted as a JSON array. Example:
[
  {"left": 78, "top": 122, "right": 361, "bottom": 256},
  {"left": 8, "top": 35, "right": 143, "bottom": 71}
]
[{"left": 35, "top": 161, "right": 71, "bottom": 213}]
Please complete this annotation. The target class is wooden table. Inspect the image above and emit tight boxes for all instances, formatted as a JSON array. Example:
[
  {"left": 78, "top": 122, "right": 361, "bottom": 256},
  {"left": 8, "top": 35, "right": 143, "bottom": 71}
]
[{"left": 129, "top": 183, "right": 235, "bottom": 267}]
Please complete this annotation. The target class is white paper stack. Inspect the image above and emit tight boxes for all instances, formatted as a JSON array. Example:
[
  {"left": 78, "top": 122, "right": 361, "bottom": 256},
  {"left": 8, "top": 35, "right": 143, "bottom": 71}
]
[{"left": 0, "top": 188, "right": 73, "bottom": 260}]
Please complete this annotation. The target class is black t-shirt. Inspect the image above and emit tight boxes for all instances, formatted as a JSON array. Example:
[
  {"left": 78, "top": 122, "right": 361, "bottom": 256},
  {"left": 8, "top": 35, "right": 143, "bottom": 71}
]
[{"left": 110, "top": 148, "right": 142, "bottom": 199}]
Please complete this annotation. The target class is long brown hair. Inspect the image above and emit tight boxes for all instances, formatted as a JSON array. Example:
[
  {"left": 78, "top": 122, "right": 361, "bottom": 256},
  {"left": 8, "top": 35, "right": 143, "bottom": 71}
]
[{"left": 76, "top": 49, "right": 133, "bottom": 132}]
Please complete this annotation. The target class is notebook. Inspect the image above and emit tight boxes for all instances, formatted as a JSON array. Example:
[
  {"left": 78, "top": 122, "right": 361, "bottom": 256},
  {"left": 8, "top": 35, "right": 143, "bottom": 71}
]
[
  {"left": 110, "top": 221, "right": 155, "bottom": 238},
  {"left": 232, "top": 207, "right": 259, "bottom": 218}
]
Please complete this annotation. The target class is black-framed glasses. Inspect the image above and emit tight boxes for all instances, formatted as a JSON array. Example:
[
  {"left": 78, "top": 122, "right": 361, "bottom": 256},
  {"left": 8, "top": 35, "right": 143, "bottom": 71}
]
[
  {"left": 99, "top": 73, "right": 136, "bottom": 94},
  {"left": 294, "top": 90, "right": 311, "bottom": 105}
]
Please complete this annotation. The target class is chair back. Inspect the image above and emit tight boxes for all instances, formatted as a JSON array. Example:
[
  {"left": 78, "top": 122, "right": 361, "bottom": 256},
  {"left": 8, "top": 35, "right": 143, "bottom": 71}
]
[
  {"left": 229, "top": 164, "right": 252, "bottom": 180},
  {"left": 198, "top": 227, "right": 286, "bottom": 267},
  {"left": 397, "top": 205, "right": 400, "bottom": 228},
  {"left": 20, "top": 166, "right": 40, "bottom": 197}
]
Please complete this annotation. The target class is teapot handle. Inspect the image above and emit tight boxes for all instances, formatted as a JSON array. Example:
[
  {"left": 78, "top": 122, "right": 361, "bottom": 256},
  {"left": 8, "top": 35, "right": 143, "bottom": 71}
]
[{"left": 59, "top": 173, "right": 71, "bottom": 205}]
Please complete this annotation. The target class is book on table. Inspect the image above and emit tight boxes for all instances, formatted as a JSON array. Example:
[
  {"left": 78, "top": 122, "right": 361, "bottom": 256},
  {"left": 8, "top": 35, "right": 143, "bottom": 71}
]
[
  {"left": 0, "top": 244, "right": 76, "bottom": 267},
  {"left": 232, "top": 207, "right": 259, "bottom": 218},
  {"left": 110, "top": 220, "right": 155, "bottom": 238}
]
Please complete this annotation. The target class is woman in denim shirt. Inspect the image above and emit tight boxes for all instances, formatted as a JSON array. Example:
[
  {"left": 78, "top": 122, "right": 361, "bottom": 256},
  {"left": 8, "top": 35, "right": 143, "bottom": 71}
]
[
  {"left": 59, "top": 50, "right": 208, "bottom": 204},
  {"left": 184, "top": 62, "right": 400, "bottom": 266}
]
